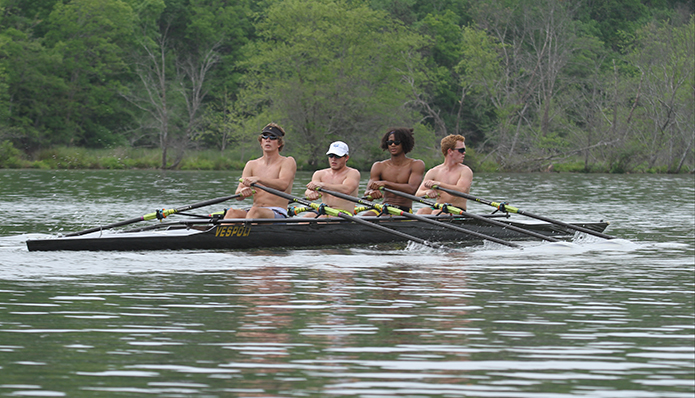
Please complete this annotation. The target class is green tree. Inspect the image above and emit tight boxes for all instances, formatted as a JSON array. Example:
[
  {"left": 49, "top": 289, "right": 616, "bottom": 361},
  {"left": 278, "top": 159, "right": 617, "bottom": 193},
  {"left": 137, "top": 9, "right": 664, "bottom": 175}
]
[
  {"left": 44, "top": 0, "right": 136, "bottom": 147},
  {"left": 411, "top": 10, "right": 463, "bottom": 138},
  {"left": 236, "top": 0, "right": 428, "bottom": 166},
  {"left": 370, "top": 0, "right": 472, "bottom": 25},
  {"left": 177, "top": 0, "right": 254, "bottom": 158},
  {"left": 0, "top": 25, "right": 65, "bottom": 150},
  {"left": 0, "top": 28, "right": 9, "bottom": 132},
  {"left": 0, "top": 0, "right": 61, "bottom": 37},
  {"left": 374, "top": 1, "right": 487, "bottom": 143},
  {"left": 1, "top": 0, "right": 61, "bottom": 150},
  {"left": 552, "top": 29, "right": 618, "bottom": 172},
  {"left": 627, "top": 16, "right": 694, "bottom": 172},
  {"left": 123, "top": 0, "right": 181, "bottom": 168},
  {"left": 576, "top": 0, "right": 649, "bottom": 52},
  {"left": 184, "top": 0, "right": 254, "bottom": 101},
  {"left": 468, "top": 0, "right": 586, "bottom": 169},
  {"left": 124, "top": 0, "right": 252, "bottom": 169}
]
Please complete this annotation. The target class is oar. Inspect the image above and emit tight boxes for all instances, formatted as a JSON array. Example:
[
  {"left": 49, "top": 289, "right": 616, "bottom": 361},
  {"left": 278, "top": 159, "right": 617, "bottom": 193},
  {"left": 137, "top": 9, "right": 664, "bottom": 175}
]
[
  {"left": 381, "top": 187, "right": 559, "bottom": 242},
  {"left": 313, "top": 187, "right": 520, "bottom": 248},
  {"left": 245, "top": 181, "right": 444, "bottom": 249},
  {"left": 288, "top": 205, "right": 314, "bottom": 216},
  {"left": 65, "top": 193, "right": 242, "bottom": 237},
  {"left": 432, "top": 185, "right": 615, "bottom": 239},
  {"left": 289, "top": 205, "right": 371, "bottom": 216}
]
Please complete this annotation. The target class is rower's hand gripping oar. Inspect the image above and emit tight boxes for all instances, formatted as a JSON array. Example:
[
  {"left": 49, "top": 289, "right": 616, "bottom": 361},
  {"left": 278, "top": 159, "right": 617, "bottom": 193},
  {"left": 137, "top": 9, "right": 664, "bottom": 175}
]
[
  {"left": 431, "top": 185, "right": 615, "bottom": 240},
  {"left": 313, "top": 186, "right": 520, "bottom": 248},
  {"left": 380, "top": 187, "right": 560, "bottom": 242},
  {"left": 65, "top": 193, "right": 242, "bottom": 237},
  {"left": 244, "top": 180, "right": 443, "bottom": 249}
]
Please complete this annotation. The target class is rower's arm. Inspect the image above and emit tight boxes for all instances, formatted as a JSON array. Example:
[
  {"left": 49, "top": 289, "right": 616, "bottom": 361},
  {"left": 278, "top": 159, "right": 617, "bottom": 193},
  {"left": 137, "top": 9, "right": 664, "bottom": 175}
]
[
  {"left": 320, "top": 169, "right": 361, "bottom": 195},
  {"left": 261, "top": 156, "right": 297, "bottom": 192},
  {"left": 235, "top": 162, "right": 255, "bottom": 198},
  {"left": 433, "top": 167, "right": 473, "bottom": 194},
  {"left": 305, "top": 169, "right": 325, "bottom": 200},
  {"left": 242, "top": 157, "right": 297, "bottom": 192},
  {"left": 365, "top": 162, "right": 385, "bottom": 199},
  {"left": 415, "top": 168, "right": 437, "bottom": 197}
]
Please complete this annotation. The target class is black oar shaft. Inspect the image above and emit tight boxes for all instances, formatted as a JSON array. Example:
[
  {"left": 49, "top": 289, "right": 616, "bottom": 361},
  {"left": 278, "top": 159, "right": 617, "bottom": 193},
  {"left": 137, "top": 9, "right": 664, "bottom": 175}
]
[
  {"left": 433, "top": 185, "right": 615, "bottom": 239},
  {"left": 381, "top": 187, "right": 559, "bottom": 242},
  {"left": 66, "top": 193, "right": 241, "bottom": 237},
  {"left": 316, "top": 187, "right": 519, "bottom": 248},
  {"left": 65, "top": 216, "right": 147, "bottom": 237},
  {"left": 248, "top": 183, "right": 442, "bottom": 249}
]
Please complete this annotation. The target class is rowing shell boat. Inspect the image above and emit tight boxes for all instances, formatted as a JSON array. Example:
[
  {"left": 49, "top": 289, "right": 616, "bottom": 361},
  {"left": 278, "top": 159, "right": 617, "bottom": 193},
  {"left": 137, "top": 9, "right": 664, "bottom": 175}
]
[{"left": 25, "top": 214, "right": 609, "bottom": 252}]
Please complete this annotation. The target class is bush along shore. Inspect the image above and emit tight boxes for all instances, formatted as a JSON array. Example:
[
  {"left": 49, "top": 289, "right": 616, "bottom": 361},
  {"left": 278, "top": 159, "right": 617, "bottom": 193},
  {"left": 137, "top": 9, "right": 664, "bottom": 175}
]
[{"left": 0, "top": 141, "right": 690, "bottom": 174}]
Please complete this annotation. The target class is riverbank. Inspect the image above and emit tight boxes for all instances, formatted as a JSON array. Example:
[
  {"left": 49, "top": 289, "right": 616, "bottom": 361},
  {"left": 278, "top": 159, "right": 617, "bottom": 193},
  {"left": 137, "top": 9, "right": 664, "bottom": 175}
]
[{"left": 0, "top": 142, "right": 690, "bottom": 174}]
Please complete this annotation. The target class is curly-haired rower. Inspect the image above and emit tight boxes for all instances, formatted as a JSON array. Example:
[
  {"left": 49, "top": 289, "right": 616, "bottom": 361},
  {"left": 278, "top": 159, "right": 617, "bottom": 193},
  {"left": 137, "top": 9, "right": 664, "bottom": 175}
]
[
  {"left": 362, "top": 127, "right": 425, "bottom": 213},
  {"left": 379, "top": 127, "right": 415, "bottom": 154}
]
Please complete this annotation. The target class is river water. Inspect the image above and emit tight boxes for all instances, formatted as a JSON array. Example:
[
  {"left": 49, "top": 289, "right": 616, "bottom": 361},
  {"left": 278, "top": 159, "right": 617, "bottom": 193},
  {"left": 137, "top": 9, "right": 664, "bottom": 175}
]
[{"left": 0, "top": 169, "right": 693, "bottom": 397}]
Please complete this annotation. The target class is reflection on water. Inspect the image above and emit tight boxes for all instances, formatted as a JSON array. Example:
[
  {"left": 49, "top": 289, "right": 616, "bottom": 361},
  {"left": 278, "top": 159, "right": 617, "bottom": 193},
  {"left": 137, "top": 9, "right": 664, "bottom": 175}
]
[
  {"left": 0, "top": 251, "right": 692, "bottom": 397},
  {"left": 0, "top": 170, "right": 693, "bottom": 397}
]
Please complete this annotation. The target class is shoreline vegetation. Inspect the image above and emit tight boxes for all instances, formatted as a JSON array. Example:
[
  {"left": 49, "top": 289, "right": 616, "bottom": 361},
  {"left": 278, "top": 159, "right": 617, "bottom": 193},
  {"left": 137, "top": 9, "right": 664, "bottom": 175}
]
[
  {"left": 1, "top": 1, "right": 692, "bottom": 176},
  {"left": 1, "top": 142, "right": 690, "bottom": 174}
]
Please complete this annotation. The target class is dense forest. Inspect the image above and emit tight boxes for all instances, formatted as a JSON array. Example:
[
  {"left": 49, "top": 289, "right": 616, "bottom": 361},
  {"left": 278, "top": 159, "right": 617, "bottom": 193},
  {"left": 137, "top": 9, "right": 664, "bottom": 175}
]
[{"left": 0, "top": 0, "right": 693, "bottom": 172}]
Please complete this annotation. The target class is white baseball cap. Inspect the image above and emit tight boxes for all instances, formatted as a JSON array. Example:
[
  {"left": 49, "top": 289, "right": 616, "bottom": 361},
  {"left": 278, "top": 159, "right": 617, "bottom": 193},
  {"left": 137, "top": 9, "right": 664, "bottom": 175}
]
[{"left": 326, "top": 141, "right": 349, "bottom": 157}]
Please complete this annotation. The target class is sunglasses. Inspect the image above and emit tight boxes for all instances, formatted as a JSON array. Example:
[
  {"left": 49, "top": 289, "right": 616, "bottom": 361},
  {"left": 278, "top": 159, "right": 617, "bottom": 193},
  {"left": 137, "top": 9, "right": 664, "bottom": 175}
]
[
  {"left": 260, "top": 134, "right": 278, "bottom": 140},
  {"left": 455, "top": 147, "right": 466, "bottom": 154},
  {"left": 327, "top": 154, "right": 345, "bottom": 159},
  {"left": 386, "top": 140, "right": 401, "bottom": 146}
]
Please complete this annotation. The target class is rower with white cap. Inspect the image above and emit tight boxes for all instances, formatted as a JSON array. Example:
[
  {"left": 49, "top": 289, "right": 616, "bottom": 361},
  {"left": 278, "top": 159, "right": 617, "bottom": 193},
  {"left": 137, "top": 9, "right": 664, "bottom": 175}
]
[{"left": 304, "top": 141, "right": 361, "bottom": 216}]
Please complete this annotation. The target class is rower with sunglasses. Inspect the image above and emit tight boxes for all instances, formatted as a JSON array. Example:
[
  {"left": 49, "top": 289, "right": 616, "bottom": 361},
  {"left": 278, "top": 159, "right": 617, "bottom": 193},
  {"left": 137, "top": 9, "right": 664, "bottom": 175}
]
[
  {"left": 363, "top": 127, "right": 425, "bottom": 215},
  {"left": 414, "top": 134, "right": 473, "bottom": 214},
  {"left": 303, "top": 141, "right": 361, "bottom": 217},
  {"left": 224, "top": 123, "right": 297, "bottom": 220}
]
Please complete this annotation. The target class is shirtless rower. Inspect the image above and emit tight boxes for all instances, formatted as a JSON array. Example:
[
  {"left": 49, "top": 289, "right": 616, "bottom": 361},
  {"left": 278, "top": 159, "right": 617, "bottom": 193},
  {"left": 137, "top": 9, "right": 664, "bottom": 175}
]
[
  {"left": 304, "top": 141, "right": 361, "bottom": 217},
  {"left": 363, "top": 127, "right": 425, "bottom": 214},
  {"left": 224, "top": 123, "right": 297, "bottom": 219},
  {"left": 415, "top": 134, "right": 473, "bottom": 214}
]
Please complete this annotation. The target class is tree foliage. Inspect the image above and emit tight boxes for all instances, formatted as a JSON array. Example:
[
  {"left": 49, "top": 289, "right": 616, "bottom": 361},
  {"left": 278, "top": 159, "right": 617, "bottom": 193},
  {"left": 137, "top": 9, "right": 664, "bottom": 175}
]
[
  {"left": 235, "top": 0, "right": 427, "bottom": 165},
  {"left": 45, "top": 0, "right": 136, "bottom": 147},
  {"left": 0, "top": 0, "right": 692, "bottom": 172},
  {"left": 626, "top": 16, "right": 694, "bottom": 172}
]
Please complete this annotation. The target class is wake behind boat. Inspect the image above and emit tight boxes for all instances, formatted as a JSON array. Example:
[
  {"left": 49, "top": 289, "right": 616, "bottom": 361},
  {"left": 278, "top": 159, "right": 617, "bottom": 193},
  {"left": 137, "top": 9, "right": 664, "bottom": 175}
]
[{"left": 25, "top": 214, "right": 609, "bottom": 252}]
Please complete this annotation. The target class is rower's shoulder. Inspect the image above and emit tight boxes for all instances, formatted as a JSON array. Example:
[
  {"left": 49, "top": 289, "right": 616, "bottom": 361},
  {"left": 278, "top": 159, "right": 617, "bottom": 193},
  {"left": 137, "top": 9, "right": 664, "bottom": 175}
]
[
  {"left": 427, "top": 162, "right": 446, "bottom": 173},
  {"left": 312, "top": 168, "right": 328, "bottom": 178},
  {"left": 280, "top": 155, "right": 297, "bottom": 167},
  {"left": 445, "top": 163, "right": 472, "bottom": 179},
  {"left": 459, "top": 163, "right": 473, "bottom": 175},
  {"left": 244, "top": 157, "right": 263, "bottom": 170},
  {"left": 370, "top": 159, "right": 389, "bottom": 172},
  {"left": 409, "top": 157, "right": 426, "bottom": 171},
  {"left": 346, "top": 167, "right": 361, "bottom": 179}
]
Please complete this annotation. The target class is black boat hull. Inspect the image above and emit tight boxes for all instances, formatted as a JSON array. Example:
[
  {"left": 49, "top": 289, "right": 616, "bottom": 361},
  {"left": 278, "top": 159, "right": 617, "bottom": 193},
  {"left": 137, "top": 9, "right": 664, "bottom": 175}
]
[{"left": 26, "top": 215, "right": 609, "bottom": 252}]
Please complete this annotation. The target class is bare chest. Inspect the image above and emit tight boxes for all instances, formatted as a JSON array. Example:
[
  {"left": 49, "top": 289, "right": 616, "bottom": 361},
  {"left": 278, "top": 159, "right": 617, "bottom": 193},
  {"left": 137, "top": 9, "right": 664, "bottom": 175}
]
[
  {"left": 381, "top": 162, "right": 414, "bottom": 183},
  {"left": 432, "top": 166, "right": 465, "bottom": 185},
  {"left": 321, "top": 170, "right": 349, "bottom": 184},
  {"left": 250, "top": 159, "right": 283, "bottom": 178}
]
